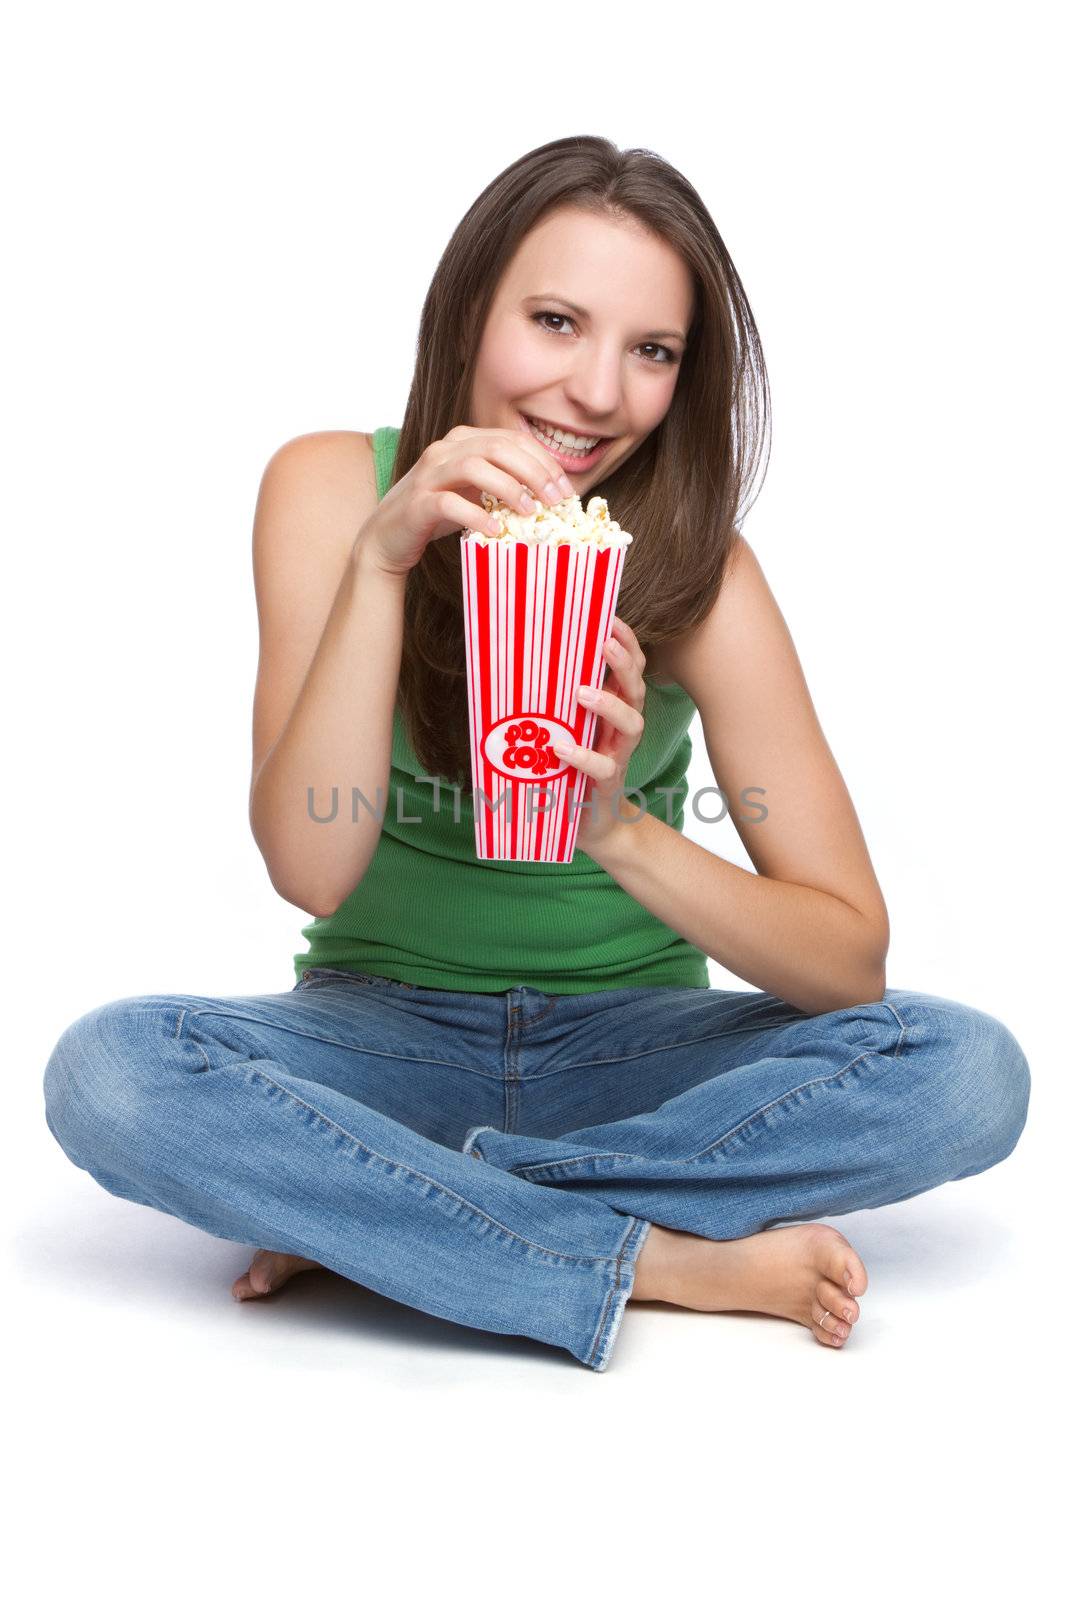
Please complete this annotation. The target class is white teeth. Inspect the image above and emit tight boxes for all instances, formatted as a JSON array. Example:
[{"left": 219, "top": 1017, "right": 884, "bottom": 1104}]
[{"left": 526, "top": 415, "right": 601, "bottom": 453}]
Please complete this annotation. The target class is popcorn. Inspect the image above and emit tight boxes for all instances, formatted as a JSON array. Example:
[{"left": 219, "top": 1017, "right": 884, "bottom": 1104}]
[{"left": 465, "top": 491, "right": 633, "bottom": 550}]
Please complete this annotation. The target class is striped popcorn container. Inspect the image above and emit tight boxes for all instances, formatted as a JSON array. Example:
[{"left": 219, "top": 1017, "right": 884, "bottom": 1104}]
[{"left": 460, "top": 532, "right": 628, "bottom": 862}]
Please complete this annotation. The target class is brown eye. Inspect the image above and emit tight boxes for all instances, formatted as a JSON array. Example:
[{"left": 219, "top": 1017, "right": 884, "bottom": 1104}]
[
  {"left": 532, "top": 311, "right": 573, "bottom": 334},
  {"left": 532, "top": 312, "right": 678, "bottom": 365}
]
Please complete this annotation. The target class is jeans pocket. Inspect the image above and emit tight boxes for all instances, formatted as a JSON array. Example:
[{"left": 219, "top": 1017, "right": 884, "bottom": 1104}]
[{"left": 300, "top": 967, "right": 420, "bottom": 993}]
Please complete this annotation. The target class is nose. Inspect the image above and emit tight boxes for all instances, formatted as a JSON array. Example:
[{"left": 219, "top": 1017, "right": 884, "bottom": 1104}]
[{"left": 561, "top": 341, "right": 625, "bottom": 422}]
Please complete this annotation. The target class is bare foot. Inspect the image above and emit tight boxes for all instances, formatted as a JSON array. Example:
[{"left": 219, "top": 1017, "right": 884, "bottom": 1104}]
[
  {"left": 231, "top": 1250, "right": 325, "bottom": 1302},
  {"left": 632, "top": 1220, "right": 868, "bottom": 1349}
]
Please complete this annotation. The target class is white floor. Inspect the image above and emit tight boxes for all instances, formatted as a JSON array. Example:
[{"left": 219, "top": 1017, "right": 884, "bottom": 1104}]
[{"left": 10, "top": 1057, "right": 1054, "bottom": 1600}]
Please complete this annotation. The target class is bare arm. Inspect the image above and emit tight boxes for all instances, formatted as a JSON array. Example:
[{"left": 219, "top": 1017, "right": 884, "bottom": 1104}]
[
  {"left": 247, "top": 423, "right": 576, "bottom": 917},
  {"left": 583, "top": 537, "right": 890, "bottom": 1015},
  {"left": 248, "top": 433, "right": 407, "bottom": 917}
]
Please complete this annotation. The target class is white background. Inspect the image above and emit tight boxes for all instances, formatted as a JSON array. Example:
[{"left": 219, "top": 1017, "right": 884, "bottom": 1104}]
[{"left": 4, "top": 1, "right": 1061, "bottom": 1594}]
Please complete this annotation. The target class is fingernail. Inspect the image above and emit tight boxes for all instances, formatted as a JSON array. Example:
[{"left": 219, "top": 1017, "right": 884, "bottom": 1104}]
[
  {"left": 576, "top": 685, "right": 597, "bottom": 700},
  {"left": 558, "top": 474, "right": 576, "bottom": 496},
  {"left": 519, "top": 492, "right": 535, "bottom": 513}
]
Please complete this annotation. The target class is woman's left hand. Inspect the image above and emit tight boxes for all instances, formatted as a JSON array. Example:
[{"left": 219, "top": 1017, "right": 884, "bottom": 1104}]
[{"left": 552, "top": 614, "right": 647, "bottom": 859}]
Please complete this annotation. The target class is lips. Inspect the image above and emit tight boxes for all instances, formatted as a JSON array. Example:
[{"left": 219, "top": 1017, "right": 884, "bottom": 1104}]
[
  {"left": 521, "top": 413, "right": 606, "bottom": 448},
  {"left": 517, "top": 412, "right": 615, "bottom": 473}
]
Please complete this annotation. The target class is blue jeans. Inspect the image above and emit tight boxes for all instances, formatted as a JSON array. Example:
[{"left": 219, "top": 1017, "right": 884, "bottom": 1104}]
[{"left": 41, "top": 970, "right": 1030, "bottom": 1371}]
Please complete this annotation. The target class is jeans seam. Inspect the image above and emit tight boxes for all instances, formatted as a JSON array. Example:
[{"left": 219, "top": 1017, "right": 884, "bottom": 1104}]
[
  {"left": 523, "top": 996, "right": 562, "bottom": 1028},
  {"left": 588, "top": 1239, "right": 624, "bottom": 1366},
  {"left": 521, "top": 1020, "right": 814, "bottom": 1076},
  {"left": 878, "top": 998, "right": 909, "bottom": 1055},
  {"left": 302, "top": 966, "right": 444, "bottom": 992},
  {"left": 510, "top": 1024, "right": 909, "bottom": 1176},
  {"left": 588, "top": 1214, "right": 649, "bottom": 1371},
  {"left": 181, "top": 1003, "right": 489, "bottom": 1079},
  {"left": 182, "top": 1033, "right": 625, "bottom": 1269}
]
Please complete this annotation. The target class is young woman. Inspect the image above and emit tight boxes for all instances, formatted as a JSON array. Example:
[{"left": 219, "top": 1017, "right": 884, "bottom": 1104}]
[{"left": 43, "top": 136, "right": 1030, "bottom": 1372}]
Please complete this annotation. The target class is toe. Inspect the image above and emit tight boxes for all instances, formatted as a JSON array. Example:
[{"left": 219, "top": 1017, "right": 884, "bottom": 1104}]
[
  {"left": 812, "top": 1284, "right": 852, "bottom": 1345},
  {"left": 828, "top": 1236, "right": 868, "bottom": 1301},
  {"left": 233, "top": 1250, "right": 323, "bottom": 1301},
  {"left": 811, "top": 1308, "right": 847, "bottom": 1346},
  {"left": 249, "top": 1251, "right": 279, "bottom": 1294},
  {"left": 820, "top": 1275, "right": 860, "bottom": 1328}
]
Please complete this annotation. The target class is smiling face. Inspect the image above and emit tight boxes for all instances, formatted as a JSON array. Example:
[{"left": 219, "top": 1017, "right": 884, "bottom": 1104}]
[{"left": 469, "top": 205, "right": 695, "bottom": 488}]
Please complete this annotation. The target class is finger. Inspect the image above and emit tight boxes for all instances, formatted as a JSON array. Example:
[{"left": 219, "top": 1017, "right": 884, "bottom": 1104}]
[
  {"left": 450, "top": 425, "right": 571, "bottom": 504},
  {"left": 441, "top": 443, "right": 566, "bottom": 529},
  {"left": 576, "top": 685, "right": 644, "bottom": 738},
  {"left": 602, "top": 636, "right": 645, "bottom": 697},
  {"left": 552, "top": 739, "right": 616, "bottom": 780},
  {"left": 452, "top": 453, "right": 551, "bottom": 520},
  {"left": 431, "top": 487, "right": 503, "bottom": 539},
  {"left": 501, "top": 428, "right": 575, "bottom": 490},
  {"left": 610, "top": 616, "right": 646, "bottom": 666},
  {"left": 495, "top": 432, "right": 575, "bottom": 504},
  {"left": 601, "top": 630, "right": 643, "bottom": 675}
]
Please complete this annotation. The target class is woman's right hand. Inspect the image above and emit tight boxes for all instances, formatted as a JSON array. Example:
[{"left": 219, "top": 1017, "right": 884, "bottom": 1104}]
[{"left": 358, "top": 425, "right": 575, "bottom": 578}]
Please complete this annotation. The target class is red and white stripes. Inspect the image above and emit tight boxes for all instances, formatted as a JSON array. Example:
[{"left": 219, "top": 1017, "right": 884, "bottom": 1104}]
[{"left": 461, "top": 534, "right": 627, "bottom": 862}]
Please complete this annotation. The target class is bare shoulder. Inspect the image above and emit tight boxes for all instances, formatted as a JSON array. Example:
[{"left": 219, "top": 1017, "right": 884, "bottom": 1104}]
[{"left": 255, "top": 429, "right": 378, "bottom": 552}]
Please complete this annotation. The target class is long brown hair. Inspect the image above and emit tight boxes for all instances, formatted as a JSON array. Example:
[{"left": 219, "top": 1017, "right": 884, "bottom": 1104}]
[{"left": 391, "top": 134, "right": 771, "bottom": 795}]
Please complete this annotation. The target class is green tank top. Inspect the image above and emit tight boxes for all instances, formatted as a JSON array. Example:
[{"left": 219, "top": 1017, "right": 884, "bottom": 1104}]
[{"left": 293, "top": 426, "right": 710, "bottom": 993}]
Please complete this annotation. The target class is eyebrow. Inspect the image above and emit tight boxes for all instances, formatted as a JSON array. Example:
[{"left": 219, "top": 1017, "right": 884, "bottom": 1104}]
[{"left": 522, "top": 292, "right": 688, "bottom": 345}]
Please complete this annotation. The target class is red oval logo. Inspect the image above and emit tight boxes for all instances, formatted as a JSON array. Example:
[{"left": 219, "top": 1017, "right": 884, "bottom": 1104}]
[{"left": 481, "top": 712, "right": 577, "bottom": 782}]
